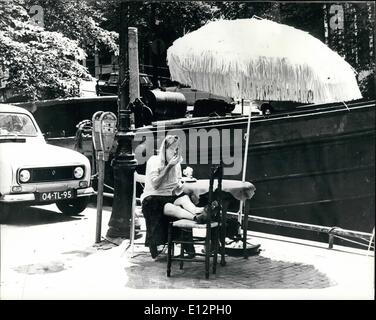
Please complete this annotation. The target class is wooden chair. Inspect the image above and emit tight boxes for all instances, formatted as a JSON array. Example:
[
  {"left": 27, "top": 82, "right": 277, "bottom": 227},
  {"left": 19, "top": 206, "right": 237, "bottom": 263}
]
[
  {"left": 128, "top": 172, "right": 146, "bottom": 255},
  {"left": 167, "top": 164, "right": 224, "bottom": 279}
]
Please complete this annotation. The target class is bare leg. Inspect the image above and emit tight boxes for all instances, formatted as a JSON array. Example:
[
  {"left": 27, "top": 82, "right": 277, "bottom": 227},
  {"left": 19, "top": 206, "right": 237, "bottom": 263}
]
[
  {"left": 164, "top": 203, "right": 196, "bottom": 220},
  {"left": 174, "top": 195, "right": 204, "bottom": 214}
]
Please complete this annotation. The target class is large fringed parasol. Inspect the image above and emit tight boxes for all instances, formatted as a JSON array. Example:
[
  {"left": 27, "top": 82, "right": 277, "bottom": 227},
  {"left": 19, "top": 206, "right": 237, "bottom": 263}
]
[{"left": 167, "top": 18, "right": 362, "bottom": 104}]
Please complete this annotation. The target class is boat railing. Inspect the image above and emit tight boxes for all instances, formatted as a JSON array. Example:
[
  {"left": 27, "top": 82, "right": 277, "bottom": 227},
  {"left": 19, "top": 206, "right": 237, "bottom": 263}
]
[{"left": 227, "top": 211, "right": 375, "bottom": 253}]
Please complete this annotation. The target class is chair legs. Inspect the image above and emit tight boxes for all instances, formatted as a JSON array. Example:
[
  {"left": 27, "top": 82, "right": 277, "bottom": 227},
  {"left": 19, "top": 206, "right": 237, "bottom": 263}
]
[
  {"left": 167, "top": 222, "right": 173, "bottom": 277},
  {"left": 205, "top": 227, "right": 211, "bottom": 279},
  {"left": 212, "top": 227, "right": 219, "bottom": 275},
  {"left": 166, "top": 225, "right": 220, "bottom": 279},
  {"left": 179, "top": 242, "right": 184, "bottom": 270}
]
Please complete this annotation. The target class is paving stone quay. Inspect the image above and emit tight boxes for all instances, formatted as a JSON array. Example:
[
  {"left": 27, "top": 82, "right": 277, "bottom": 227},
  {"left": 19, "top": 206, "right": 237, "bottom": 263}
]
[{"left": 1, "top": 205, "right": 374, "bottom": 300}]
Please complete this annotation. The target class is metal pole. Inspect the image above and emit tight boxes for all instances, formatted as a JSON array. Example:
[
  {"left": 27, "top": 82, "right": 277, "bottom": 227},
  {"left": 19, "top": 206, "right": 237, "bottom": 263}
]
[
  {"left": 242, "top": 106, "right": 252, "bottom": 182},
  {"left": 236, "top": 103, "right": 253, "bottom": 254},
  {"left": 239, "top": 105, "right": 252, "bottom": 224},
  {"left": 95, "top": 155, "right": 105, "bottom": 243},
  {"left": 129, "top": 172, "right": 137, "bottom": 256}
]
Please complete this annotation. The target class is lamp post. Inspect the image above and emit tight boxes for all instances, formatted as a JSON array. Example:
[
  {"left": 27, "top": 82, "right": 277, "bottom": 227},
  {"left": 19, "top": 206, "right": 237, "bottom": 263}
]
[{"left": 106, "top": 2, "right": 138, "bottom": 239}]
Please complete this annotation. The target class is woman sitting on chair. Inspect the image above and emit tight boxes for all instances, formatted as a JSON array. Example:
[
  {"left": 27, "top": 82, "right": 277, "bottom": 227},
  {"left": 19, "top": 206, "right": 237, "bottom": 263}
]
[{"left": 141, "top": 135, "right": 209, "bottom": 258}]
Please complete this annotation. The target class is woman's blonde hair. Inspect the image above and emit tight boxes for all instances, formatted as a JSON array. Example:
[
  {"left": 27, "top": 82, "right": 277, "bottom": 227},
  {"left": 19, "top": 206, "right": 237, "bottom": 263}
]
[{"left": 158, "top": 135, "right": 179, "bottom": 165}]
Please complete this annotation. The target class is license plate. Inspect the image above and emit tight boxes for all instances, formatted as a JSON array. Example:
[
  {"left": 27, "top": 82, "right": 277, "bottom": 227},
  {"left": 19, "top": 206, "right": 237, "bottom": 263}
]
[{"left": 37, "top": 190, "right": 76, "bottom": 202}]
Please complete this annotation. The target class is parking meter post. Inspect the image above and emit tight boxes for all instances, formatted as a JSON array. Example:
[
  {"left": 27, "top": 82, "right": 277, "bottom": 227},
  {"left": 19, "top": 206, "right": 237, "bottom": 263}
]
[
  {"left": 92, "top": 112, "right": 117, "bottom": 243},
  {"left": 95, "top": 154, "right": 105, "bottom": 243},
  {"left": 92, "top": 112, "right": 104, "bottom": 243}
]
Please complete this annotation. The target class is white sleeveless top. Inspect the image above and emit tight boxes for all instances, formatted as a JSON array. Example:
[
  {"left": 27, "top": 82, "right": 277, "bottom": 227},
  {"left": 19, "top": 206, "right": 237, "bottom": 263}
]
[{"left": 140, "top": 155, "right": 182, "bottom": 203}]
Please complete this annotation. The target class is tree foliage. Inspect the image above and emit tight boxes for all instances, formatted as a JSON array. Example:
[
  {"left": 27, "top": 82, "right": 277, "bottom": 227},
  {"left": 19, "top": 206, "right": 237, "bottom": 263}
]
[
  {"left": 0, "top": 0, "right": 119, "bottom": 102},
  {"left": 24, "top": 0, "right": 118, "bottom": 55},
  {"left": 0, "top": 0, "right": 90, "bottom": 101}
]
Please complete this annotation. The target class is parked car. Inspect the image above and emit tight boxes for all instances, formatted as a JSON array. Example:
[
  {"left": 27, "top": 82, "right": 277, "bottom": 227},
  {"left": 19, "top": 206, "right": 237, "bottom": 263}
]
[
  {"left": 95, "top": 72, "right": 154, "bottom": 96},
  {"left": 163, "top": 83, "right": 234, "bottom": 107},
  {"left": 0, "top": 104, "right": 94, "bottom": 222}
]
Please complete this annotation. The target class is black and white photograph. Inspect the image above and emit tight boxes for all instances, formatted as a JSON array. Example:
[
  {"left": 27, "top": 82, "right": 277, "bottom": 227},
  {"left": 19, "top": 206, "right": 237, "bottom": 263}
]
[{"left": 0, "top": 0, "right": 374, "bottom": 301}]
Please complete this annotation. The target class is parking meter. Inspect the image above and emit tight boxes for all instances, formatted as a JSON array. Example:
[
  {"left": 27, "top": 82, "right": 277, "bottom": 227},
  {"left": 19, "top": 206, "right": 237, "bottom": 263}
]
[
  {"left": 92, "top": 111, "right": 103, "bottom": 154},
  {"left": 92, "top": 111, "right": 117, "bottom": 243},
  {"left": 92, "top": 111, "right": 117, "bottom": 161}
]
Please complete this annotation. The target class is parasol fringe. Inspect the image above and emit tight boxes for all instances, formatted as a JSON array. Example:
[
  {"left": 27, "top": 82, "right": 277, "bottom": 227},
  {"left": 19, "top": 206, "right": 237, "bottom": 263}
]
[
  {"left": 167, "top": 18, "right": 362, "bottom": 103},
  {"left": 169, "top": 54, "right": 361, "bottom": 103}
]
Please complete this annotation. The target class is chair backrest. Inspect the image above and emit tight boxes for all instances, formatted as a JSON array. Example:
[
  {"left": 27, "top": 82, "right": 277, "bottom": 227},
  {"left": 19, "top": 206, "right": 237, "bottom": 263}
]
[
  {"left": 206, "top": 164, "right": 223, "bottom": 226},
  {"left": 135, "top": 172, "right": 146, "bottom": 185},
  {"left": 134, "top": 172, "right": 146, "bottom": 205}
]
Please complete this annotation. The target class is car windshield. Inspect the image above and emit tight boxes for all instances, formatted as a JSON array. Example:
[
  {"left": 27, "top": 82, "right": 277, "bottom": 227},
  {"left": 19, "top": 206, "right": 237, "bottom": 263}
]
[
  {"left": 108, "top": 74, "right": 118, "bottom": 84},
  {"left": 0, "top": 113, "right": 38, "bottom": 137},
  {"left": 98, "top": 73, "right": 111, "bottom": 81}
]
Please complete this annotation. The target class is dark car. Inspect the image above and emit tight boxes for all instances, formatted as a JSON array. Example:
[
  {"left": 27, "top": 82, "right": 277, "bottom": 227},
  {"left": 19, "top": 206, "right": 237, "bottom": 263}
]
[
  {"left": 164, "top": 83, "right": 233, "bottom": 107},
  {"left": 95, "top": 73, "right": 154, "bottom": 96}
]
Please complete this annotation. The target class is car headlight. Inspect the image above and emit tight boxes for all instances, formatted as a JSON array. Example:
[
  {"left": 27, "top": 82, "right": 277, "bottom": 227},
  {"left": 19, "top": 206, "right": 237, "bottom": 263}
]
[
  {"left": 73, "top": 167, "right": 84, "bottom": 179},
  {"left": 19, "top": 169, "right": 31, "bottom": 183}
]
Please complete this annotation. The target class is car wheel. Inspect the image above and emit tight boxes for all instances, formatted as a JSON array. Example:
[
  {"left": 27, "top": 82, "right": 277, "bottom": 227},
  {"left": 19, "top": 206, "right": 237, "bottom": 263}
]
[
  {"left": 0, "top": 203, "right": 11, "bottom": 224},
  {"left": 56, "top": 197, "right": 89, "bottom": 216}
]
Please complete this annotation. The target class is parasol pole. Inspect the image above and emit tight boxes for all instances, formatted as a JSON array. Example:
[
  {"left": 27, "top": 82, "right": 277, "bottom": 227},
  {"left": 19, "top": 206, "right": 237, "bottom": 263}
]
[{"left": 238, "top": 102, "right": 252, "bottom": 225}]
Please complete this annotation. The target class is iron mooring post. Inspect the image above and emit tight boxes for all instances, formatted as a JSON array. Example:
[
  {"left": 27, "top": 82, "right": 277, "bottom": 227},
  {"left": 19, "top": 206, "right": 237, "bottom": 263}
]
[
  {"left": 328, "top": 233, "right": 334, "bottom": 249},
  {"left": 106, "top": 2, "right": 138, "bottom": 239}
]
